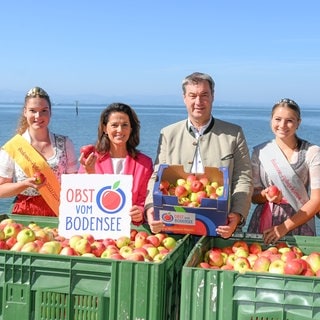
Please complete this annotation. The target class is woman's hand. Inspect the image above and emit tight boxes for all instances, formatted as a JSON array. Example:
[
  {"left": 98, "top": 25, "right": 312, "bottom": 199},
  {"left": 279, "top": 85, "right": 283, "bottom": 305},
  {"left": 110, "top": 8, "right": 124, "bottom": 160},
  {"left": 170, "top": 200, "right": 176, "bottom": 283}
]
[
  {"left": 129, "top": 205, "right": 144, "bottom": 224},
  {"left": 79, "top": 153, "right": 97, "bottom": 173},
  {"left": 264, "top": 186, "right": 283, "bottom": 204},
  {"left": 263, "top": 223, "right": 287, "bottom": 245}
]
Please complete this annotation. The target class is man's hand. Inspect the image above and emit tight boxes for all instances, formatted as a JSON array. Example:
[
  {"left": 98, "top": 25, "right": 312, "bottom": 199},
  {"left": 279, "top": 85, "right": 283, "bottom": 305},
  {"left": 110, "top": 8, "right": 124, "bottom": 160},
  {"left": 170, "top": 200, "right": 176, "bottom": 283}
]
[
  {"left": 216, "top": 212, "right": 242, "bottom": 238},
  {"left": 146, "top": 207, "right": 164, "bottom": 234}
]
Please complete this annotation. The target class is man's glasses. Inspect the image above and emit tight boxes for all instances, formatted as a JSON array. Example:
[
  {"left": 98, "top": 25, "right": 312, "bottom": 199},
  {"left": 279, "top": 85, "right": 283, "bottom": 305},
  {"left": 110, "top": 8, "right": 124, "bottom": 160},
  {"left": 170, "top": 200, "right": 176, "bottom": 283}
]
[
  {"left": 277, "top": 98, "right": 299, "bottom": 107},
  {"left": 26, "top": 87, "right": 49, "bottom": 98}
]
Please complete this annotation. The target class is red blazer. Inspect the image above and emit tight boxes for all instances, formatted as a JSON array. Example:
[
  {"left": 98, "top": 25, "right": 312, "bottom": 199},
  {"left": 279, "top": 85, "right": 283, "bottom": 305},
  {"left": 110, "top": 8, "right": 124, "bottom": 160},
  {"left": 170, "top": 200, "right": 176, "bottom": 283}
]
[{"left": 79, "top": 152, "right": 153, "bottom": 211}]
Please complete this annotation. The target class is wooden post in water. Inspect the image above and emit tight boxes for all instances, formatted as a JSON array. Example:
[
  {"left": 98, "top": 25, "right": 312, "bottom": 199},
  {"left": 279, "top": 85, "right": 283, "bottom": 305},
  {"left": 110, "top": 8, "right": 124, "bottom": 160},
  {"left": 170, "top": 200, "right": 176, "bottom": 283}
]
[{"left": 75, "top": 100, "right": 79, "bottom": 116}]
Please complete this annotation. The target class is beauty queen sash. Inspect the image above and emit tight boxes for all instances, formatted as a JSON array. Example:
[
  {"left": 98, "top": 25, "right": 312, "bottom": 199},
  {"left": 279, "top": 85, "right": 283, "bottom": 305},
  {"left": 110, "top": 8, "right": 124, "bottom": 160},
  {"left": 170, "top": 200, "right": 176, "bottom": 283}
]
[
  {"left": 2, "top": 134, "right": 61, "bottom": 216},
  {"left": 259, "top": 140, "right": 315, "bottom": 232}
]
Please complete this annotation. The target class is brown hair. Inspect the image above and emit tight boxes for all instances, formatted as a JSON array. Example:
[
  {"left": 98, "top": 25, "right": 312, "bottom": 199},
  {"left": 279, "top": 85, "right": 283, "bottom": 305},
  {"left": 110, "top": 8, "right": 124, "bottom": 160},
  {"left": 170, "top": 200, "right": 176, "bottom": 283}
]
[{"left": 95, "top": 102, "right": 140, "bottom": 158}]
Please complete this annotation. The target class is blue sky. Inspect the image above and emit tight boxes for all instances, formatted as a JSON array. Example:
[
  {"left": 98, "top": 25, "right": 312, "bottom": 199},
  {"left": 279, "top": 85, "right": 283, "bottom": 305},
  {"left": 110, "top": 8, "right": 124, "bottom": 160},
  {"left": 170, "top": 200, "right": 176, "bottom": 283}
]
[{"left": 0, "top": 1, "right": 319, "bottom": 105}]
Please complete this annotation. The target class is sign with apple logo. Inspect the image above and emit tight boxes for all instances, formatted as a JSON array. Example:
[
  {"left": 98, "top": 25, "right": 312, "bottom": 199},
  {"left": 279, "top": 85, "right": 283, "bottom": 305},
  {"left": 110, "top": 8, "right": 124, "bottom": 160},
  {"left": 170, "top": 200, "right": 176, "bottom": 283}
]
[{"left": 58, "top": 174, "right": 132, "bottom": 240}]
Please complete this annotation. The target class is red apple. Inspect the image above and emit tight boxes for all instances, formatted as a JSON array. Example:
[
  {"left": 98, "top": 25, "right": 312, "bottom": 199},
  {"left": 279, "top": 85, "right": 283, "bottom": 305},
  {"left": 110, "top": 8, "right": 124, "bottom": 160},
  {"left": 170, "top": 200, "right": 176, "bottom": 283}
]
[
  {"left": 306, "top": 252, "right": 320, "bottom": 273},
  {"left": 5, "top": 236, "right": 17, "bottom": 249},
  {"left": 33, "top": 171, "right": 46, "bottom": 185},
  {"left": 155, "top": 233, "right": 167, "bottom": 243},
  {"left": 232, "top": 240, "right": 249, "bottom": 253},
  {"left": 190, "top": 180, "right": 204, "bottom": 193},
  {"left": 253, "top": 256, "right": 271, "bottom": 272},
  {"left": 110, "top": 253, "right": 125, "bottom": 260},
  {"left": 249, "top": 242, "right": 263, "bottom": 255},
  {"left": 159, "top": 180, "right": 170, "bottom": 191},
  {"left": 133, "top": 247, "right": 149, "bottom": 258},
  {"left": 221, "top": 246, "right": 234, "bottom": 255},
  {"left": 208, "top": 249, "right": 224, "bottom": 267},
  {"left": 284, "top": 259, "right": 303, "bottom": 275},
  {"left": 267, "top": 185, "right": 280, "bottom": 197},
  {"left": 290, "top": 245, "right": 303, "bottom": 259},
  {"left": 276, "top": 242, "right": 288, "bottom": 249},
  {"left": 101, "top": 245, "right": 119, "bottom": 258},
  {"left": 198, "top": 262, "right": 211, "bottom": 269},
  {"left": 80, "top": 144, "right": 95, "bottom": 159},
  {"left": 174, "top": 185, "right": 188, "bottom": 198},
  {"left": 134, "top": 234, "right": 148, "bottom": 248},
  {"left": 126, "top": 252, "right": 145, "bottom": 261},
  {"left": 0, "top": 240, "right": 8, "bottom": 250},
  {"left": 130, "top": 229, "right": 138, "bottom": 241},
  {"left": 186, "top": 174, "right": 197, "bottom": 185},
  {"left": 91, "top": 241, "right": 106, "bottom": 257},
  {"left": 60, "top": 246, "right": 77, "bottom": 256},
  {"left": 280, "top": 250, "right": 296, "bottom": 262},
  {"left": 220, "top": 264, "right": 234, "bottom": 270},
  {"left": 102, "top": 238, "right": 116, "bottom": 247},
  {"left": 302, "top": 268, "right": 315, "bottom": 276},
  {"left": 82, "top": 233, "right": 95, "bottom": 244},
  {"left": 199, "top": 176, "right": 209, "bottom": 187},
  {"left": 196, "top": 191, "right": 207, "bottom": 204},
  {"left": 146, "top": 235, "right": 161, "bottom": 247},
  {"left": 247, "top": 254, "right": 259, "bottom": 268}
]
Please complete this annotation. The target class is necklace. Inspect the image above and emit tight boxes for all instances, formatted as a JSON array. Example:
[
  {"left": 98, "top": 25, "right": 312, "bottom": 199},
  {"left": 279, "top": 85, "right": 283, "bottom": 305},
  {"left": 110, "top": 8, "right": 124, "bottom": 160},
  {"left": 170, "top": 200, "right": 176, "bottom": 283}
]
[{"left": 32, "top": 141, "right": 50, "bottom": 154}]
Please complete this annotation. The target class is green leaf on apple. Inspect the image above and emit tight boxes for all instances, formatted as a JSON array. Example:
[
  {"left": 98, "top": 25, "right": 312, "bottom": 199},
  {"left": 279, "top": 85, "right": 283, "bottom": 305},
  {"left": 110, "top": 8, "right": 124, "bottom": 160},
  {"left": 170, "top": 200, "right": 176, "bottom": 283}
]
[{"left": 113, "top": 181, "right": 120, "bottom": 190}]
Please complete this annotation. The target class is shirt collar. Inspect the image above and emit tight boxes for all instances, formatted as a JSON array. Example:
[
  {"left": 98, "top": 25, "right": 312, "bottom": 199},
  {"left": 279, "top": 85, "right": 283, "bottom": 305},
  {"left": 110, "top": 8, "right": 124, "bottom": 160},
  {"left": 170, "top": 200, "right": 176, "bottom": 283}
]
[{"left": 187, "top": 117, "right": 212, "bottom": 136}]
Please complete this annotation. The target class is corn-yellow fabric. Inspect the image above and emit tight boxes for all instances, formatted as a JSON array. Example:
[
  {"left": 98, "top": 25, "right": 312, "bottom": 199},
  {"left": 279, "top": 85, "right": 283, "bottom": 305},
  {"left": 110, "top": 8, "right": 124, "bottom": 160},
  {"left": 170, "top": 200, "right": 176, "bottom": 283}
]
[{"left": 3, "top": 134, "right": 61, "bottom": 216}]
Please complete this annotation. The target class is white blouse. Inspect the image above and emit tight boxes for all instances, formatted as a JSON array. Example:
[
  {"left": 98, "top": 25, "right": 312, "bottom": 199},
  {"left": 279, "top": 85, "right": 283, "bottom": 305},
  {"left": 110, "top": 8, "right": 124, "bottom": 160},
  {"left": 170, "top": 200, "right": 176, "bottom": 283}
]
[{"left": 111, "top": 158, "right": 126, "bottom": 174}]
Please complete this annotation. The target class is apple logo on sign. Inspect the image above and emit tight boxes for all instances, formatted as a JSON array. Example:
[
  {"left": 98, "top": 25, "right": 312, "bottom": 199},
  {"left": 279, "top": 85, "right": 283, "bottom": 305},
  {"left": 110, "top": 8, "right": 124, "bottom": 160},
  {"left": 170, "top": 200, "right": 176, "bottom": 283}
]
[
  {"left": 161, "top": 213, "right": 174, "bottom": 222},
  {"left": 96, "top": 180, "right": 126, "bottom": 214}
]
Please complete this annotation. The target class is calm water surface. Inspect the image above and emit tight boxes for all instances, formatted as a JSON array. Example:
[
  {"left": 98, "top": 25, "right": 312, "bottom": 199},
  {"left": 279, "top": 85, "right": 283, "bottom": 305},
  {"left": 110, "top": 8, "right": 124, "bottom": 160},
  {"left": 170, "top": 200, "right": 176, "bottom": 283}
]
[{"left": 1, "top": 103, "right": 320, "bottom": 233}]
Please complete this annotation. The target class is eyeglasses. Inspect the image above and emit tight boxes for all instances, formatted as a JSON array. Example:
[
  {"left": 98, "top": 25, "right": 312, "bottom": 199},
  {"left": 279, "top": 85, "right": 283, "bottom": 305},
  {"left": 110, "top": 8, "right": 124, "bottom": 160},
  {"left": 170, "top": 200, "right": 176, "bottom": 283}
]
[
  {"left": 26, "top": 87, "right": 49, "bottom": 98},
  {"left": 277, "top": 98, "right": 299, "bottom": 107}
]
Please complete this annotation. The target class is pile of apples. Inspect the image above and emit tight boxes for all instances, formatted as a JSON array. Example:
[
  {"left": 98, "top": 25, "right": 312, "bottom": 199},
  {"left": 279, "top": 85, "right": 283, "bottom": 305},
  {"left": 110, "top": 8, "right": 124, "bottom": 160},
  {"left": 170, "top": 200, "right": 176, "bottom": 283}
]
[
  {"left": 199, "top": 240, "right": 320, "bottom": 277},
  {"left": 159, "top": 174, "right": 224, "bottom": 207},
  {"left": 0, "top": 218, "right": 177, "bottom": 262}
]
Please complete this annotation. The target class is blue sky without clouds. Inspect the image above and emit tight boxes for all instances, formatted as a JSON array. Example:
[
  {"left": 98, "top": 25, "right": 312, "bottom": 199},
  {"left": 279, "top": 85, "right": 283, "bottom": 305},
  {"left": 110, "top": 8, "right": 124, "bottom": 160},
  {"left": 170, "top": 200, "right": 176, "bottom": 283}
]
[{"left": 0, "top": 1, "right": 319, "bottom": 105}]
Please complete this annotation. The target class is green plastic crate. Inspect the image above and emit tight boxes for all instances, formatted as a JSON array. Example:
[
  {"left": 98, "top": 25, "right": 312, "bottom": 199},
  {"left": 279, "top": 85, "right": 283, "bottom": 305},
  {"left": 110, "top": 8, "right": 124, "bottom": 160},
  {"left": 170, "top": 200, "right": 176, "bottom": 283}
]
[
  {"left": 0, "top": 214, "right": 193, "bottom": 320},
  {"left": 180, "top": 234, "right": 320, "bottom": 320}
]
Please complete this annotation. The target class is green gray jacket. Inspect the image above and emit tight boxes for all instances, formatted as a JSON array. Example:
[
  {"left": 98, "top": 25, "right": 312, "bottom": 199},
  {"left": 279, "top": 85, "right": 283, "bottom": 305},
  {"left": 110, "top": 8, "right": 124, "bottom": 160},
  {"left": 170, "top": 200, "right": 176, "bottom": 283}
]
[{"left": 145, "top": 117, "right": 253, "bottom": 220}]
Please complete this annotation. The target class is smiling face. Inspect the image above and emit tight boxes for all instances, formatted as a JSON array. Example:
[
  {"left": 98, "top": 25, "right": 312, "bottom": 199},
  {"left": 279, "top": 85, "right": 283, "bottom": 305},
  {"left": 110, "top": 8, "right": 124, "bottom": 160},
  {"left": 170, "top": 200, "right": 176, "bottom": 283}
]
[
  {"left": 24, "top": 97, "right": 51, "bottom": 130},
  {"left": 104, "top": 112, "right": 132, "bottom": 147},
  {"left": 183, "top": 80, "right": 214, "bottom": 127},
  {"left": 271, "top": 105, "right": 301, "bottom": 140}
]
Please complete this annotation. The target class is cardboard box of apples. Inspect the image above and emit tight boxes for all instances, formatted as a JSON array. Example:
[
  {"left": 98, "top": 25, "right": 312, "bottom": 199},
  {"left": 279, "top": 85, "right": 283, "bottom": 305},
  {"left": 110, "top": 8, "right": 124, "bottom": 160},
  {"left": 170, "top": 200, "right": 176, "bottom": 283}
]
[
  {"left": 153, "top": 164, "right": 229, "bottom": 236},
  {"left": 180, "top": 234, "right": 320, "bottom": 320}
]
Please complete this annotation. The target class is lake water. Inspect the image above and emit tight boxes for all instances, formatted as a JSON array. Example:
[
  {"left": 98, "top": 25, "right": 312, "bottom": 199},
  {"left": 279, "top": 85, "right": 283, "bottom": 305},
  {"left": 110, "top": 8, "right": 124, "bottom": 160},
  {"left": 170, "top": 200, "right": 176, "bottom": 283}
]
[{"left": 1, "top": 102, "right": 320, "bottom": 233}]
